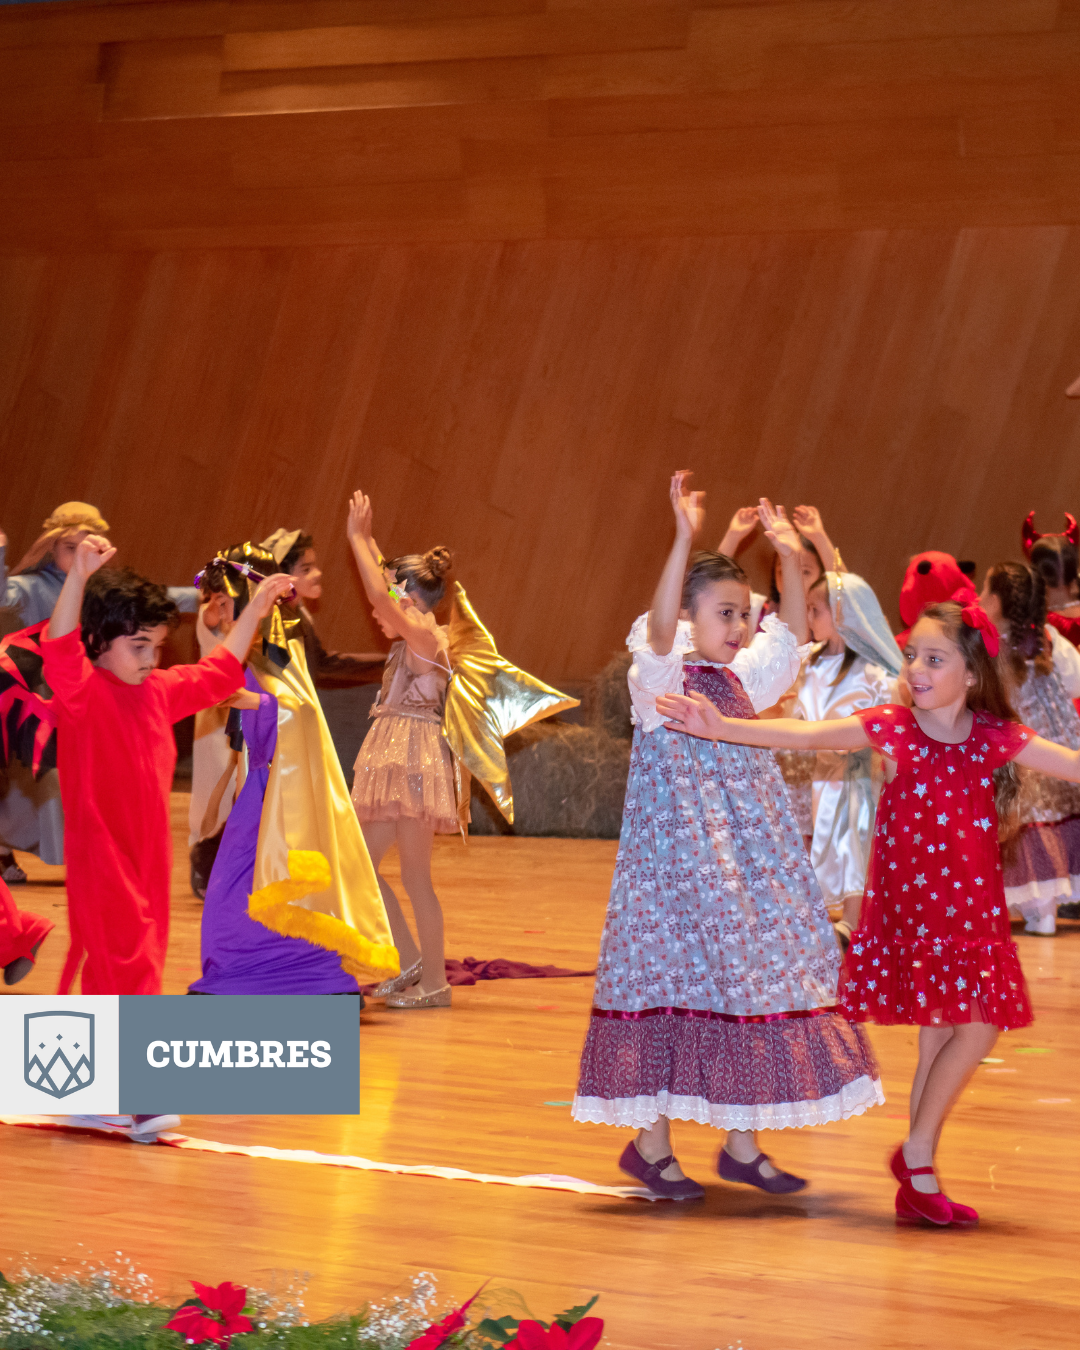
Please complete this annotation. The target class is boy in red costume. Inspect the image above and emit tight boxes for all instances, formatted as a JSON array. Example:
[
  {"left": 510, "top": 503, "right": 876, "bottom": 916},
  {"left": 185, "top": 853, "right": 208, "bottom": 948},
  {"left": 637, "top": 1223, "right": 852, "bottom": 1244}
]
[
  {"left": 43, "top": 535, "right": 293, "bottom": 995},
  {"left": 1, "top": 874, "right": 52, "bottom": 985}
]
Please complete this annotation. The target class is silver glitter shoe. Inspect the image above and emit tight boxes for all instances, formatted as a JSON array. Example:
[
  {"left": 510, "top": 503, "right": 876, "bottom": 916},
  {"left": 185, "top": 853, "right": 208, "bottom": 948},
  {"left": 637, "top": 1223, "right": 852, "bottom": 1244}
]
[
  {"left": 385, "top": 984, "right": 452, "bottom": 1009},
  {"left": 370, "top": 958, "right": 423, "bottom": 999}
]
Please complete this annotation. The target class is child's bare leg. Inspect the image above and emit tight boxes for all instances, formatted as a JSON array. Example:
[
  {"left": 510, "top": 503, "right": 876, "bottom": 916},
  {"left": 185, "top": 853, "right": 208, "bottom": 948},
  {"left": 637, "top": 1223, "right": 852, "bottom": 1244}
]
[
  {"left": 841, "top": 891, "right": 862, "bottom": 930},
  {"left": 634, "top": 1117, "right": 687, "bottom": 1181},
  {"left": 904, "top": 1022, "right": 999, "bottom": 1193},
  {"left": 361, "top": 821, "right": 421, "bottom": 969},
  {"left": 724, "top": 1128, "right": 781, "bottom": 1178},
  {"left": 395, "top": 817, "right": 445, "bottom": 995}
]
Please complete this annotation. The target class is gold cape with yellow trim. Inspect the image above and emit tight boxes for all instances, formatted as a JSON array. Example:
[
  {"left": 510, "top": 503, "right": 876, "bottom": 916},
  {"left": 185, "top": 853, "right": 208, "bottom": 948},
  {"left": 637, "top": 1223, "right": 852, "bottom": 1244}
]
[
  {"left": 443, "top": 581, "right": 579, "bottom": 831},
  {"left": 246, "top": 630, "right": 399, "bottom": 984}
]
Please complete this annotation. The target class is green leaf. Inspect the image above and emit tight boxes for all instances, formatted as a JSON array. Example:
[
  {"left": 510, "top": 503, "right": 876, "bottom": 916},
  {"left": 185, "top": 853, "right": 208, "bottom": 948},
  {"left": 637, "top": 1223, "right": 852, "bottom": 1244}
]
[
  {"left": 473, "top": 1314, "right": 520, "bottom": 1343},
  {"left": 552, "top": 1295, "right": 599, "bottom": 1328}
]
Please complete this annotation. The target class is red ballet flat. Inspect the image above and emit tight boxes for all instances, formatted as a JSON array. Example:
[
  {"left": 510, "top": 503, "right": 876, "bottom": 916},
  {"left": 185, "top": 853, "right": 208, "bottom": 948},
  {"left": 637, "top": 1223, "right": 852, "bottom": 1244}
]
[
  {"left": 890, "top": 1144, "right": 977, "bottom": 1226},
  {"left": 889, "top": 1143, "right": 952, "bottom": 1226}
]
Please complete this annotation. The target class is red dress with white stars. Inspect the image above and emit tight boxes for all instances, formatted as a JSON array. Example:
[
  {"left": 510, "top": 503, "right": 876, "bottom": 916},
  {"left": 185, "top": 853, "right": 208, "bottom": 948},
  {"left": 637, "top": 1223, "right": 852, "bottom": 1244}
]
[{"left": 841, "top": 705, "right": 1035, "bottom": 1030}]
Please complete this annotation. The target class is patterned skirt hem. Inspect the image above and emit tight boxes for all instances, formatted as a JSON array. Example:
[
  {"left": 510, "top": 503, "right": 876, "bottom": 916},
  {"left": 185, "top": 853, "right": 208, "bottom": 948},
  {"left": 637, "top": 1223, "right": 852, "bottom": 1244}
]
[{"left": 570, "top": 1076, "right": 885, "bottom": 1131}]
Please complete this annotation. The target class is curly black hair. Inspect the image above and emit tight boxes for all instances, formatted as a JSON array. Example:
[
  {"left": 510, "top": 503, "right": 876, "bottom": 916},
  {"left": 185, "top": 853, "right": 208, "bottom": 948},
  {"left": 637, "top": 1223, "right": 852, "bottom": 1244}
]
[{"left": 80, "top": 567, "right": 179, "bottom": 659}]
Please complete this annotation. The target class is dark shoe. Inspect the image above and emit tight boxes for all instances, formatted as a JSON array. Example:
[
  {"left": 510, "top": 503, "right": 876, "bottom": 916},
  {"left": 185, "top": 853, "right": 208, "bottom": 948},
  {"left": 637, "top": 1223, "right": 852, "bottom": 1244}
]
[
  {"left": 1057, "top": 901, "right": 1080, "bottom": 920},
  {"left": 718, "top": 1148, "right": 808, "bottom": 1194},
  {"left": 618, "top": 1139, "right": 705, "bottom": 1201},
  {"left": 3, "top": 940, "right": 42, "bottom": 986}
]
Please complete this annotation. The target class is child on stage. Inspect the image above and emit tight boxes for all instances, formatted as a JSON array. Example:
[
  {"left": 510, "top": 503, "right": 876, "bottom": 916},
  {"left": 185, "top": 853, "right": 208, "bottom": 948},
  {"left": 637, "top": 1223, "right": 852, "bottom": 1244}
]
[
  {"left": 0, "top": 874, "right": 52, "bottom": 985},
  {"left": 660, "top": 597, "right": 1080, "bottom": 1226},
  {"left": 43, "top": 534, "right": 293, "bottom": 995},
  {"left": 572, "top": 474, "right": 882, "bottom": 1201}
]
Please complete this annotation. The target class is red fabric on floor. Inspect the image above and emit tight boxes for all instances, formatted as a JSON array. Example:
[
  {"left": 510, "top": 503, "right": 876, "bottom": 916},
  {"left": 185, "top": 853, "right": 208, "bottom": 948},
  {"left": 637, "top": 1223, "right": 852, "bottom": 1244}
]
[
  {"left": 445, "top": 957, "right": 595, "bottom": 986},
  {"left": 0, "top": 876, "right": 54, "bottom": 967}
]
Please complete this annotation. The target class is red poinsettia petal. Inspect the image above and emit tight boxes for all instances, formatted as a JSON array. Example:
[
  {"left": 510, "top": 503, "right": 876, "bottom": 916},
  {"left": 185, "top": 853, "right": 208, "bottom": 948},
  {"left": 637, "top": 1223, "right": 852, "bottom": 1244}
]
[
  {"left": 404, "top": 1330, "right": 444, "bottom": 1350},
  {"left": 166, "top": 1307, "right": 207, "bottom": 1337},
  {"left": 222, "top": 1315, "right": 254, "bottom": 1337},
  {"left": 191, "top": 1282, "right": 247, "bottom": 1319},
  {"left": 510, "top": 1321, "right": 566, "bottom": 1349},
  {"left": 566, "top": 1318, "right": 604, "bottom": 1350},
  {"left": 202, "top": 1321, "right": 227, "bottom": 1345}
]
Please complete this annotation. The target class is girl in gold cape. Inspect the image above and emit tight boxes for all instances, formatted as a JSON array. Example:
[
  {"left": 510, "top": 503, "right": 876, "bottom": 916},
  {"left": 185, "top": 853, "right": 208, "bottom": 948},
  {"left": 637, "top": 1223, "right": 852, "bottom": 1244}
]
[
  {"left": 346, "top": 492, "right": 577, "bottom": 1009},
  {"left": 190, "top": 543, "right": 398, "bottom": 995}
]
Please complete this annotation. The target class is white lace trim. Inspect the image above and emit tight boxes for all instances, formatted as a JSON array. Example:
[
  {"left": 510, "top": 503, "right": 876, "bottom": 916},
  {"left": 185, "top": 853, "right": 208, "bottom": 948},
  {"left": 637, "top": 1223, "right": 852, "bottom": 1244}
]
[
  {"left": 570, "top": 1075, "right": 885, "bottom": 1132},
  {"left": 1005, "top": 872, "right": 1080, "bottom": 919},
  {"left": 626, "top": 611, "right": 694, "bottom": 657}
]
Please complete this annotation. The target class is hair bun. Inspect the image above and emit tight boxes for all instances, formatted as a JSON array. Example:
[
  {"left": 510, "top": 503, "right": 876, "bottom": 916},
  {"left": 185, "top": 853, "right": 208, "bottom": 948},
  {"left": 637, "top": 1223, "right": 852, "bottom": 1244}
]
[{"left": 424, "top": 546, "right": 452, "bottom": 578}]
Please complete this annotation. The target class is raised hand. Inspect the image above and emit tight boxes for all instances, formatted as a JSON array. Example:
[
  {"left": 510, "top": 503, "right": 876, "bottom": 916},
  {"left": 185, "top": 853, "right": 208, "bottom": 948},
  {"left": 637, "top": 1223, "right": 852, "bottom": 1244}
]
[
  {"left": 727, "top": 506, "right": 759, "bottom": 540},
  {"left": 247, "top": 573, "right": 295, "bottom": 619},
  {"left": 792, "top": 505, "right": 825, "bottom": 538},
  {"left": 757, "top": 498, "right": 800, "bottom": 557},
  {"left": 657, "top": 690, "right": 724, "bottom": 740},
  {"left": 347, "top": 490, "right": 374, "bottom": 543},
  {"left": 670, "top": 470, "right": 705, "bottom": 542},
  {"left": 71, "top": 535, "right": 117, "bottom": 578}
]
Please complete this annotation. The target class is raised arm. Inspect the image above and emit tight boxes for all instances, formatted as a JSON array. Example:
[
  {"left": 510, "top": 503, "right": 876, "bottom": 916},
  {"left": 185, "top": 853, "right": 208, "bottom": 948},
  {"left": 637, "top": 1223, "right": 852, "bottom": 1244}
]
[
  {"left": 346, "top": 491, "right": 441, "bottom": 665},
  {"left": 792, "top": 505, "right": 842, "bottom": 573},
  {"left": 759, "top": 499, "right": 810, "bottom": 644},
  {"left": 656, "top": 691, "right": 871, "bottom": 751},
  {"left": 718, "top": 506, "right": 759, "bottom": 557},
  {"left": 46, "top": 535, "right": 117, "bottom": 640},
  {"left": 221, "top": 574, "right": 297, "bottom": 664},
  {"left": 648, "top": 470, "right": 704, "bottom": 655},
  {"left": 1014, "top": 735, "right": 1080, "bottom": 783}
]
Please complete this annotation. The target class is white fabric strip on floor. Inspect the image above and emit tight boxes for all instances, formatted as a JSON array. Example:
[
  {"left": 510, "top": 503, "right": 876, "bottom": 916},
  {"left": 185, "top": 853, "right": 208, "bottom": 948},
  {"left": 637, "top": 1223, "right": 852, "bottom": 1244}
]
[{"left": 0, "top": 1116, "right": 658, "bottom": 1201}]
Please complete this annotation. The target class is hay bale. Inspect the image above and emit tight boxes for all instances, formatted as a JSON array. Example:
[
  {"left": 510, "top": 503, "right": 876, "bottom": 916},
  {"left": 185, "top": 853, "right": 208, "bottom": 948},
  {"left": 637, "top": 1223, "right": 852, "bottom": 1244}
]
[
  {"left": 469, "top": 720, "right": 630, "bottom": 838},
  {"left": 583, "top": 651, "right": 634, "bottom": 742}
]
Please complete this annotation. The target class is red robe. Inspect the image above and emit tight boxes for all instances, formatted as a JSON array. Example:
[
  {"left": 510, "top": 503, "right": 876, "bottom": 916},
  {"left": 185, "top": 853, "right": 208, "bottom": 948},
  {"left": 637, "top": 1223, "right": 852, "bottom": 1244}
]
[
  {"left": 0, "top": 876, "right": 53, "bottom": 969},
  {"left": 42, "top": 629, "right": 244, "bottom": 994}
]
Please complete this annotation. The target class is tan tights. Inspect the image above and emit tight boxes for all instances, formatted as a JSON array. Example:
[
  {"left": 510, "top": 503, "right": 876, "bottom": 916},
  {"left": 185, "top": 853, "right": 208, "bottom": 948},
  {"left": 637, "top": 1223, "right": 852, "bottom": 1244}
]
[
  {"left": 362, "top": 819, "right": 446, "bottom": 995},
  {"left": 903, "top": 1022, "right": 1000, "bottom": 1193}
]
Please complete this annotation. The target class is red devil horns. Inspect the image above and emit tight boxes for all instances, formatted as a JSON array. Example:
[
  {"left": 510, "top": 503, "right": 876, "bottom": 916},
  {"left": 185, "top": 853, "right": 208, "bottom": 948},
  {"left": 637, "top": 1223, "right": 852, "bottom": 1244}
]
[{"left": 1022, "top": 510, "right": 1080, "bottom": 557}]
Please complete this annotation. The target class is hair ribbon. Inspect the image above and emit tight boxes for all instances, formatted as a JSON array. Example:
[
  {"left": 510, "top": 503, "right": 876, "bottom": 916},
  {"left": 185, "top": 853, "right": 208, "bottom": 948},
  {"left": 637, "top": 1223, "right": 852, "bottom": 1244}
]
[{"left": 960, "top": 603, "right": 1000, "bottom": 658}]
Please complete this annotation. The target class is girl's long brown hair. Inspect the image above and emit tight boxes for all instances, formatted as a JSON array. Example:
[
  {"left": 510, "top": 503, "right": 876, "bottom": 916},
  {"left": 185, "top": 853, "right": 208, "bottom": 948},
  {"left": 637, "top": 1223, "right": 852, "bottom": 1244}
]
[
  {"left": 986, "top": 561, "right": 1052, "bottom": 686},
  {"left": 918, "top": 601, "right": 1022, "bottom": 840}
]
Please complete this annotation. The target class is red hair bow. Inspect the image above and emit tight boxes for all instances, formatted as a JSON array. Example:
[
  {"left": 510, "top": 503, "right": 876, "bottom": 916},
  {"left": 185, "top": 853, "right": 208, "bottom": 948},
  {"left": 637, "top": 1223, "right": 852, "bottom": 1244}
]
[{"left": 961, "top": 604, "right": 999, "bottom": 658}]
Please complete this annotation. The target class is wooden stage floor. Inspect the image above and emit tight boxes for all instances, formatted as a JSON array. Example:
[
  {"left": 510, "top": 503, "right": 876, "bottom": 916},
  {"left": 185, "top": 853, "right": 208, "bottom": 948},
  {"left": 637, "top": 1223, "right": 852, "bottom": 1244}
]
[{"left": 3, "top": 794, "right": 1079, "bottom": 1349}]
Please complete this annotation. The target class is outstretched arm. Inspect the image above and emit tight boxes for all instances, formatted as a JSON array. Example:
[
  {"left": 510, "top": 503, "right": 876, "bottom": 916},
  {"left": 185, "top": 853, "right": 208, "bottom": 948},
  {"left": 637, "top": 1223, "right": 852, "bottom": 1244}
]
[
  {"left": 656, "top": 691, "right": 870, "bottom": 750},
  {"left": 346, "top": 491, "right": 441, "bottom": 664},
  {"left": 221, "top": 574, "right": 297, "bottom": 664},
  {"left": 46, "top": 535, "right": 117, "bottom": 640},
  {"left": 760, "top": 499, "right": 810, "bottom": 644},
  {"left": 1015, "top": 735, "right": 1080, "bottom": 782}
]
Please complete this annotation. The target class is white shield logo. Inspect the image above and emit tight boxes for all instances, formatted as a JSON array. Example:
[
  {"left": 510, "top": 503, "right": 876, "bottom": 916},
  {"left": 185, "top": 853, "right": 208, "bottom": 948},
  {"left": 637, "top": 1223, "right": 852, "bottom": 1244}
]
[{"left": 24, "top": 1010, "right": 95, "bottom": 1098}]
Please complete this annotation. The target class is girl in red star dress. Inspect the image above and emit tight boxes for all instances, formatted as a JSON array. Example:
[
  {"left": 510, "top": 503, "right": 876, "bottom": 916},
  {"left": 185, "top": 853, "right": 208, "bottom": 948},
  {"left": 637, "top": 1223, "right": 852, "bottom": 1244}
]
[{"left": 659, "top": 599, "right": 1080, "bottom": 1228}]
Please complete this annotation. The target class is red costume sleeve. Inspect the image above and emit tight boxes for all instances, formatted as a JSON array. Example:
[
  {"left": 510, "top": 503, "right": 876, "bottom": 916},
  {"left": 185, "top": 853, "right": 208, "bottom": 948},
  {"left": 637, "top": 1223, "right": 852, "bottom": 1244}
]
[
  {"left": 971, "top": 713, "right": 1036, "bottom": 767},
  {"left": 855, "top": 705, "right": 912, "bottom": 766},
  {"left": 39, "top": 629, "right": 95, "bottom": 713},
  {"left": 154, "top": 645, "right": 245, "bottom": 723}
]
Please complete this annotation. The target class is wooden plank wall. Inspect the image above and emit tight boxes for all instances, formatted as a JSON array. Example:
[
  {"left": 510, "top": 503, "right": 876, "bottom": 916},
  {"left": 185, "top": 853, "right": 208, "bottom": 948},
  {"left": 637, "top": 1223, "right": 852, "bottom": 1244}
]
[{"left": 2, "top": 0, "right": 1079, "bottom": 679}]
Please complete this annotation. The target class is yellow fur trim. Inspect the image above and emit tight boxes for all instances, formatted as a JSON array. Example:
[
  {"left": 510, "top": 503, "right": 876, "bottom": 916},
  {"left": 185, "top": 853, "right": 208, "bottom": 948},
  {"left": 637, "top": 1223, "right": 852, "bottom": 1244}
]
[{"left": 248, "top": 850, "right": 400, "bottom": 983}]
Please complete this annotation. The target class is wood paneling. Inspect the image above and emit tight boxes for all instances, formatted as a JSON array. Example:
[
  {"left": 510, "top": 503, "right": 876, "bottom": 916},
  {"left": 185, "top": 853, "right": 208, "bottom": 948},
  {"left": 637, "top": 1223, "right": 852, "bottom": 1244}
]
[
  {"left": 2, "top": 228, "right": 1080, "bottom": 681},
  {"left": 1, "top": 1, "right": 1079, "bottom": 680},
  {"left": 5, "top": 814, "right": 1080, "bottom": 1348}
]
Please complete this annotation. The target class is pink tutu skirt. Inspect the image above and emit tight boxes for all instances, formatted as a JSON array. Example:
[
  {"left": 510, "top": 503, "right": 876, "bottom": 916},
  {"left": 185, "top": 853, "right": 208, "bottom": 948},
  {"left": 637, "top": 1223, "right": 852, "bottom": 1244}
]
[{"left": 352, "top": 712, "right": 459, "bottom": 834}]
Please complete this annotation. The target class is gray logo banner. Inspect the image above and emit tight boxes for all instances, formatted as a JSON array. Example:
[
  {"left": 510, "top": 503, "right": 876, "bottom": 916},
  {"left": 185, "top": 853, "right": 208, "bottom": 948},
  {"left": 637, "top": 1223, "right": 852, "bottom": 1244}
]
[{"left": 118, "top": 996, "right": 360, "bottom": 1114}]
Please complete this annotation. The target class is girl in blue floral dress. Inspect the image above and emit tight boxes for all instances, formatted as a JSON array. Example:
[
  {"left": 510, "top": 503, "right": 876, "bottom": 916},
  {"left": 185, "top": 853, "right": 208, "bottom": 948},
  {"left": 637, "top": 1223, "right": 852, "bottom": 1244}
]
[{"left": 572, "top": 476, "right": 882, "bottom": 1200}]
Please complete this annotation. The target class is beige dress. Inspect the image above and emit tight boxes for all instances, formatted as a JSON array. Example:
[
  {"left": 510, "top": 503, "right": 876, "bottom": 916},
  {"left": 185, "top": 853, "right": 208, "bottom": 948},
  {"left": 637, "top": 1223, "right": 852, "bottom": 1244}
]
[
  {"left": 351, "top": 635, "right": 458, "bottom": 834},
  {"left": 188, "top": 606, "right": 238, "bottom": 845}
]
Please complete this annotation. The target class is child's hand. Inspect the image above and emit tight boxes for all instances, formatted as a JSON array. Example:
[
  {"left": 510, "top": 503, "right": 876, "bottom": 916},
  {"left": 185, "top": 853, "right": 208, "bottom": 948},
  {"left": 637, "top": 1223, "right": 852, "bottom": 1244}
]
[
  {"left": 248, "top": 574, "right": 295, "bottom": 618},
  {"left": 757, "top": 498, "right": 800, "bottom": 556},
  {"left": 670, "top": 470, "right": 705, "bottom": 542},
  {"left": 348, "top": 491, "right": 374, "bottom": 543},
  {"left": 725, "top": 506, "right": 759, "bottom": 542},
  {"left": 792, "top": 505, "right": 826, "bottom": 538},
  {"left": 657, "top": 690, "right": 724, "bottom": 740},
  {"left": 225, "top": 688, "right": 262, "bottom": 710},
  {"left": 71, "top": 534, "right": 117, "bottom": 578}
]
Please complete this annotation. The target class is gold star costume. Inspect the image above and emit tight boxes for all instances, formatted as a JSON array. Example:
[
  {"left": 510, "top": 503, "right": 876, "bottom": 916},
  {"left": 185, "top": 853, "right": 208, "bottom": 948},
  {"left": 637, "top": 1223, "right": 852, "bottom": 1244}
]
[{"left": 443, "top": 582, "right": 579, "bottom": 832}]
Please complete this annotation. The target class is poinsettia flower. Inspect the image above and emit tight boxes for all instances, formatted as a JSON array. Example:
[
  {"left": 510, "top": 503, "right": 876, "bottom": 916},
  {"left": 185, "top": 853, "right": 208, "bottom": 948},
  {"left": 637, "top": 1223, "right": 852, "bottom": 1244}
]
[
  {"left": 405, "top": 1285, "right": 485, "bottom": 1349},
  {"left": 507, "top": 1318, "right": 604, "bottom": 1349},
  {"left": 190, "top": 1282, "right": 252, "bottom": 1333},
  {"left": 166, "top": 1306, "right": 227, "bottom": 1345}
]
